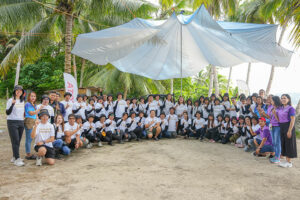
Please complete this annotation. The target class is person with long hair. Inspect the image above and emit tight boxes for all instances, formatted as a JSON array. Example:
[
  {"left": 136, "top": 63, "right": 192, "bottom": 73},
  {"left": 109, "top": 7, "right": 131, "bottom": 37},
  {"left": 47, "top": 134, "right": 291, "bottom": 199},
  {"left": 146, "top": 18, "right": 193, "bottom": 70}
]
[
  {"left": 24, "top": 91, "right": 43, "bottom": 160},
  {"left": 6, "top": 85, "right": 26, "bottom": 166},
  {"left": 263, "top": 96, "right": 281, "bottom": 163},
  {"left": 53, "top": 114, "right": 71, "bottom": 155},
  {"left": 162, "top": 94, "right": 174, "bottom": 115},
  {"left": 277, "top": 94, "right": 297, "bottom": 168}
]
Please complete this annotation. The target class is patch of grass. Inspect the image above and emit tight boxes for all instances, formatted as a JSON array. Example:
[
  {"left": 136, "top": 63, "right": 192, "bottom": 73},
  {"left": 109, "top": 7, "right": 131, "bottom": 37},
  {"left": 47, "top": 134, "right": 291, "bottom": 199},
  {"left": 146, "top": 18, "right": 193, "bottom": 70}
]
[
  {"left": 0, "top": 98, "right": 6, "bottom": 115},
  {"left": 296, "top": 130, "right": 300, "bottom": 139}
]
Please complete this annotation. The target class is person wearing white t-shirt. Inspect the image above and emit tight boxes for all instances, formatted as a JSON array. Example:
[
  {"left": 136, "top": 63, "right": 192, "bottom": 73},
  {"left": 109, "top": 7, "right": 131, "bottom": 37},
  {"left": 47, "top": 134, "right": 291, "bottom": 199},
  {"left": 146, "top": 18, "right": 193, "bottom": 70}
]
[
  {"left": 129, "top": 98, "right": 139, "bottom": 114},
  {"left": 82, "top": 114, "right": 101, "bottom": 148},
  {"left": 158, "top": 112, "right": 168, "bottom": 138},
  {"left": 61, "top": 92, "right": 73, "bottom": 122},
  {"left": 116, "top": 113, "right": 128, "bottom": 142},
  {"left": 192, "top": 100, "right": 202, "bottom": 120},
  {"left": 154, "top": 95, "right": 163, "bottom": 117},
  {"left": 37, "top": 95, "right": 54, "bottom": 123},
  {"left": 105, "top": 113, "right": 122, "bottom": 145},
  {"left": 72, "top": 95, "right": 86, "bottom": 121},
  {"left": 137, "top": 97, "right": 147, "bottom": 115},
  {"left": 145, "top": 110, "right": 161, "bottom": 140},
  {"left": 162, "top": 94, "right": 174, "bottom": 116},
  {"left": 201, "top": 98, "right": 212, "bottom": 120},
  {"left": 180, "top": 111, "right": 192, "bottom": 139},
  {"left": 146, "top": 95, "right": 157, "bottom": 116},
  {"left": 229, "top": 97, "right": 240, "bottom": 118},
  {"left": 95, "top": 97, "right": 106, "bottom": 122},
  {"left": 136, "top": 111, "right": 147, "bottom": 138},
  {"left": 126, "top": 112, "right": 142, "bottom": 141},
  {"left": 53, "top": 114, "right": 71, "bottom": 155},
  {"left": 104, "top": 95, "right": 114, "bottom": 118},
  {"left": 212, "top": 98, "right": 224, "bottom": 119},
  {"left": 31, "top": 109, "right": 55, "bottom": 166},
  {"left": 6, "top": 85, "right": 25, "bottom": 167},
  {"left": 222, "top": 94, "right": 231, "bottom": 116},
  {"left": 113, "top": 93, "right": 127, "bottom": 121},
  {"left": 64, "top": 114, "right": 83, "bottom": 150},
  {"left": 191, "top": 111, "right": 205, "bottom": 139},
  {"left": 244, "top": 116, "right": 260, "bottom": 152},
  {"left": 166, "top": 107, "right": 178, "bottom": 138}
]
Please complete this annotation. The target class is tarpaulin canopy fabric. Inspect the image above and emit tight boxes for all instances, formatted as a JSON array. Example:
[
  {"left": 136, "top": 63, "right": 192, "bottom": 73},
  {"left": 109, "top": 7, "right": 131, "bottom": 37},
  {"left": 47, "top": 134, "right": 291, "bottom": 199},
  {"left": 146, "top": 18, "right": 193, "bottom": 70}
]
[{"left": 72, "top": 5, "right": 293, "bottom": 80}]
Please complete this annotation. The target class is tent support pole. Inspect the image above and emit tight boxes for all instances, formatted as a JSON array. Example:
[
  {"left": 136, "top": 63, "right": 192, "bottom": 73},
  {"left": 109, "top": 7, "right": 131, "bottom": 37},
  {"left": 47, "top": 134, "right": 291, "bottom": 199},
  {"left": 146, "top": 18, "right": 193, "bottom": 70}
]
[{"left": 180, "top": 23, "right": 183, "bottom": 96}]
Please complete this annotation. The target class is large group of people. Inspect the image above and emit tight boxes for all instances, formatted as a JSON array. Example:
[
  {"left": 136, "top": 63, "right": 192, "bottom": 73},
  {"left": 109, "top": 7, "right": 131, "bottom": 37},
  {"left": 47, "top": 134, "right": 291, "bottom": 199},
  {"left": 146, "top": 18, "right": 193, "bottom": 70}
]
[{"left": 6, "top": 85, "right": 298, "bottom": 168}]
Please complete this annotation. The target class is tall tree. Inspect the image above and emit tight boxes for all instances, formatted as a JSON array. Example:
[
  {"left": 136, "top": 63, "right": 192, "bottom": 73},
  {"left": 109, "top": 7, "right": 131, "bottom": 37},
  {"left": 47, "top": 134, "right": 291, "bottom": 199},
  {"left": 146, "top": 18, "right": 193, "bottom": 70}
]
[{"left": 0, "top": 0, "right": 156, "bottom": 76}]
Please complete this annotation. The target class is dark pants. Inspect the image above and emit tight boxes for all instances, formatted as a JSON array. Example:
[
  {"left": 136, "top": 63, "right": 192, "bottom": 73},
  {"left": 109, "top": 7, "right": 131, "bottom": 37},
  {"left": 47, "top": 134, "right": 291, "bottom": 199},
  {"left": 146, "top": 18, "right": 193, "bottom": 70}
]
[
  {"left": 280, "top": 122, "right": 297, "bottom": 158},
  {"left": 205, "top": 128, "right": 219, "bottom": 141},
  {"left": 132, "top": 127, "right": 143, "bottom": 139},
  {"left": 190, "top": 128, "right": 205, "bottom": 139},
  {"left": 7, "top": 120, "right": 24, "bottom": 159},
  {"left": 106, "top": 131, "right": 121, "bottom": 144},
  {"left": 222, "top": 132, "right": 233, "bottom": 144}
]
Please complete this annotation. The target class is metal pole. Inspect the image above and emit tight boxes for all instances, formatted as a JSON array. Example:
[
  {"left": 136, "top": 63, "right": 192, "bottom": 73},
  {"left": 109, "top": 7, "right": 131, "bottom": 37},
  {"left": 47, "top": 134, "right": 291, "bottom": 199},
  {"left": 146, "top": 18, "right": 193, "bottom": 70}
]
[{"left": 180, "top": 23, "right": 183, "bottom": 96}]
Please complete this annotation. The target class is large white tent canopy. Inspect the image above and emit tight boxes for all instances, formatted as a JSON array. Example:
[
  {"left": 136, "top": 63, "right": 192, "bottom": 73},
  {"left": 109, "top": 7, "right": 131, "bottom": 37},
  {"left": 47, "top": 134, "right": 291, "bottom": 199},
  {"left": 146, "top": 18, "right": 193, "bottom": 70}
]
[{"left": 72, "top": 5, "right": 293, "bottom": 80}]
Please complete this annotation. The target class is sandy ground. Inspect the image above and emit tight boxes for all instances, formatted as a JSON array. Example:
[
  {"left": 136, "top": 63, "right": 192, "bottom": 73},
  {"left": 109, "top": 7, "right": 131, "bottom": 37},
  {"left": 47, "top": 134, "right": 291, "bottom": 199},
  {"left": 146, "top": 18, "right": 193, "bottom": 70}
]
[{"left": 1, "top": 120, "right": 300, "bottom": 200}]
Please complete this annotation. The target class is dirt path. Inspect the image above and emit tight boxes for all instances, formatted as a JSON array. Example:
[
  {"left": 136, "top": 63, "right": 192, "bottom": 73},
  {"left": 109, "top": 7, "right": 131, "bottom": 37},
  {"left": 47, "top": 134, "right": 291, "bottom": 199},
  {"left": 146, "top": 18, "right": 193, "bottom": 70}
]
[{"left": 0, "top": 132, "right": 300, "bottom": 200}]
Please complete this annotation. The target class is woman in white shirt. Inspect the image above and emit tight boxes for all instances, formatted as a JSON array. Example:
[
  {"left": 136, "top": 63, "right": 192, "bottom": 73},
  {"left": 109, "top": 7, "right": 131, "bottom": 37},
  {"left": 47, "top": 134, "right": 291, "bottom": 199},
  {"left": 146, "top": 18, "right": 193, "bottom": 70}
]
[
  {"left": 6, "top": 85, "right": 26, "bottom": 167},
  {"left": 162, "top": 94, "right": 174, "bottom": 116}
]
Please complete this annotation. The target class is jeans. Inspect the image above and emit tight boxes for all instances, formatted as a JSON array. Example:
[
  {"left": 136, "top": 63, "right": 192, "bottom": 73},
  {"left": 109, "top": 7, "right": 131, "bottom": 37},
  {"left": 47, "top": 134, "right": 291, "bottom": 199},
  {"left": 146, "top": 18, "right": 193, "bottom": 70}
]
[
  {"left": 25, "top": 127, "right": 33, "bottom": 154},
  {"left": 53, "top": 139, "right": 71, "bottom": 155},
  {"left": 7, "top": 120, "right": 24, "bottom": 159},
  {"left": 271, "top": 126, "right": 281, "bottom": 158}
]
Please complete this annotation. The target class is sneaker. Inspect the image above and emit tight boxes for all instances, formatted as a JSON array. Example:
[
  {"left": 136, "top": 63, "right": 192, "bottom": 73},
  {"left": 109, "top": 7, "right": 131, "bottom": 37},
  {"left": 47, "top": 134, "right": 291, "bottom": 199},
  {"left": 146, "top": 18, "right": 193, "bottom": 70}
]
[
  {"left": 86, "top": 143, "right": 93, "bottom": 149},
  {"left": 11, "top": 157, "right": 24, "bottom": 163},
  {"left": 36, "top": 157, "right": 42, "bottom": 166},
  {"left": 154, "top": 137, "right": 159, "bottom": 141},
  {"left": 270, "top": 157, "right": 280, "bottom": 164},
  {"left": 14, "top": 158, "right": 25, "bottom": 167},
  {"left": 98, "top": 142, "right": 103, "bottom": 147},
  {"left": 279, "top": 161, "right": 292, "bottom": 168},
  {"left": 25, "top": 155, "right": 37, "bottom": 160}
]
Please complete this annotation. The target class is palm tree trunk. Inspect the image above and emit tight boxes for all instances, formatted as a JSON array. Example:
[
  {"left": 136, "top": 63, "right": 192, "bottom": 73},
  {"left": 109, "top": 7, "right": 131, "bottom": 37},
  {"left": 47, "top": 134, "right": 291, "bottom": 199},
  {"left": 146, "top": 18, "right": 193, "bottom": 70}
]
[
  {"left": 227, "top": 67, "right": 232, "bottom": 93},
  {"left": 124, "top": 87, "right": 128, "bottom": 100},
  {"left": 14, "top": 54, "right": 22, "bottom": 86},
  {"left": 213, "top": 66, "right": 219, "bottom": 97},
  {"left": 14, "top": 31, "right": 24, "bottom": 86},
  {"left": 208, "top": 65, "right": 214, "bottom": 96},
  {"left": 79, "top": 58, "right": 86, "bottom": 88},
  {"left": 72, "top": 54, "right": 77, "bottom": 82},
  {"left": 65, "top": 13, "right": 73, "bottom": 74},
  {"left": 266, "top": 23, "right": 287, "bottom": 95},
  {"left": 170, "top": 79, "right": 173, "bottom": 94},
  {"left": 246, "top": 63, "right": 251, "bottom": 85}
]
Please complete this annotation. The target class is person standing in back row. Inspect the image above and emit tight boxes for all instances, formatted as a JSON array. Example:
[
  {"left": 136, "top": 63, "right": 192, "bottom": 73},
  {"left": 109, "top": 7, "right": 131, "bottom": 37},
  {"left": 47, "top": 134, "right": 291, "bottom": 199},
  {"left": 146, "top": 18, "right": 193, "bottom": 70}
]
[
  {"left": 6, "top": 85, "right": 25, "bottom": 167},
  {"left": 61, "top": 92, "right": 73, "bottom": 122}
]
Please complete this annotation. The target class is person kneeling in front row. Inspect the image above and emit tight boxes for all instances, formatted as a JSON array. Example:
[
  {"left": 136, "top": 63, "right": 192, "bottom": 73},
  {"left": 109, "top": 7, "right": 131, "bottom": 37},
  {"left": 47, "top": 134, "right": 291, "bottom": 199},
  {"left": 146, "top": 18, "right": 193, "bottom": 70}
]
[
  {"left": 31, "top": 109, "right": 56, "bottom": 166},
  {"left": 253, "top": 117, "right": 275, "bottom": 158}
]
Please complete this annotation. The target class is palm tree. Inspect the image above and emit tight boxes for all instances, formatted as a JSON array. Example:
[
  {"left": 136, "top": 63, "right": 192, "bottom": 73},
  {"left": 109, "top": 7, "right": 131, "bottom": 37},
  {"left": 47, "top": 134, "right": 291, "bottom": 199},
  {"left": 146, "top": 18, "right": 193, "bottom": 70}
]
[
  {"left": 189, "top": 0, "right": 238, "bottom": 97},
  {"left": 228, "top": 0, "right": 274, "bottom": 90},
  {"left": 83, "top": 64, "right": 167, "bottom": 99},
  {"left": 260, "top": 0, "right": 299, "bottom": 95},
  {"left": 0, "top": 0, "right": 156, "bottom": 76}
]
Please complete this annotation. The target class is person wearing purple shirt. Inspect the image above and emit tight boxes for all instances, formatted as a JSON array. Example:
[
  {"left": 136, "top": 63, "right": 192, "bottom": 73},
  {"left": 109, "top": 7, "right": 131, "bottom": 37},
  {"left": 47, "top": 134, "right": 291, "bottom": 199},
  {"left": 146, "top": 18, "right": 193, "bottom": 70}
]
[
  {"left": 262, "top": 96, "right": 281, "bottom": 163},
  {"left": 253, "top": 117, "right": 275, "bottom": 157},
  {"left": 276, "top": 94, "right": 297, "bottom": 168}
]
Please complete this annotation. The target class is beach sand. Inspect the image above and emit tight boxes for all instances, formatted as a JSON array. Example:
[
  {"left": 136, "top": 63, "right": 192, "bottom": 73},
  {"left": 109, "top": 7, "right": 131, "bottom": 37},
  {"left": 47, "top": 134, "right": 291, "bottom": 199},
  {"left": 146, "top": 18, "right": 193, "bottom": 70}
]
[{"left": 0, "top": 128, "right": 300, "bottom": 200}]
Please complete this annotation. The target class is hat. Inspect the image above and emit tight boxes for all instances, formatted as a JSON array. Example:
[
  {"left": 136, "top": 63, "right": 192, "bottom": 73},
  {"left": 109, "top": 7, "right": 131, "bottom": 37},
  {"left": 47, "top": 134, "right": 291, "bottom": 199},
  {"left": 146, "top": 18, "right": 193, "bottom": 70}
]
[
  {"left": 259, "top": 117, "right": 266, "bottom": 122},
  {"left": 13, "top": 85, "right": 24, "bottom": 96},
  {"left": 41, "top": 95, "right": 50, "bottom": 102},
  {"left": 64, "top": 92, "right": 72, "bottom": 97},
  {"left": 38, "top": 109, "right": 50, "bottom": 118}
]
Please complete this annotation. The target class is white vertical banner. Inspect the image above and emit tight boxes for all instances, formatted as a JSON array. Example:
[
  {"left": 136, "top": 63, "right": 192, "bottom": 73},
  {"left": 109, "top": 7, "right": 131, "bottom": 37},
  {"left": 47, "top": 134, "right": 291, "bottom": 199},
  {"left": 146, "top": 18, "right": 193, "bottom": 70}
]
[
  {"left": 63, "top": 73, "right": 78, "bottom": 102},
  {"left": 236, "top": 79, "right": 250, "bottom": 96}
]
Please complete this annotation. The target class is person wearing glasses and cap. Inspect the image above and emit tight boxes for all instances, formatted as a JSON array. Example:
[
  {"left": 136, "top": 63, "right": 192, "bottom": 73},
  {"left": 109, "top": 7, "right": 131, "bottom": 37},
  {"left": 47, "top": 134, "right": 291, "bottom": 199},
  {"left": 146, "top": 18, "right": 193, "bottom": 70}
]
[
  {"left": 61, "top": 92, "right": 73, "bottom": 122},
  {"left": 31, "top": 109, "right": 56, "bottom": 166},
  {"left": 37, "top": 95, "right": 55, "bottom": 124},
  {"left": 6, "top": 85, "right": 26, "bottom": 166}
]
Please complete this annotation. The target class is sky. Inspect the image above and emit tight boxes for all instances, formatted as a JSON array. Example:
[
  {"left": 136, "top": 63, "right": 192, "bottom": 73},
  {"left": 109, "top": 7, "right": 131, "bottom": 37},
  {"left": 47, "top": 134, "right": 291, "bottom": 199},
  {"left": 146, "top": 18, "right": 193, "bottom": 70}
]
[{"left": 147, "top": 0, "right": 300, "bottom": 95}]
